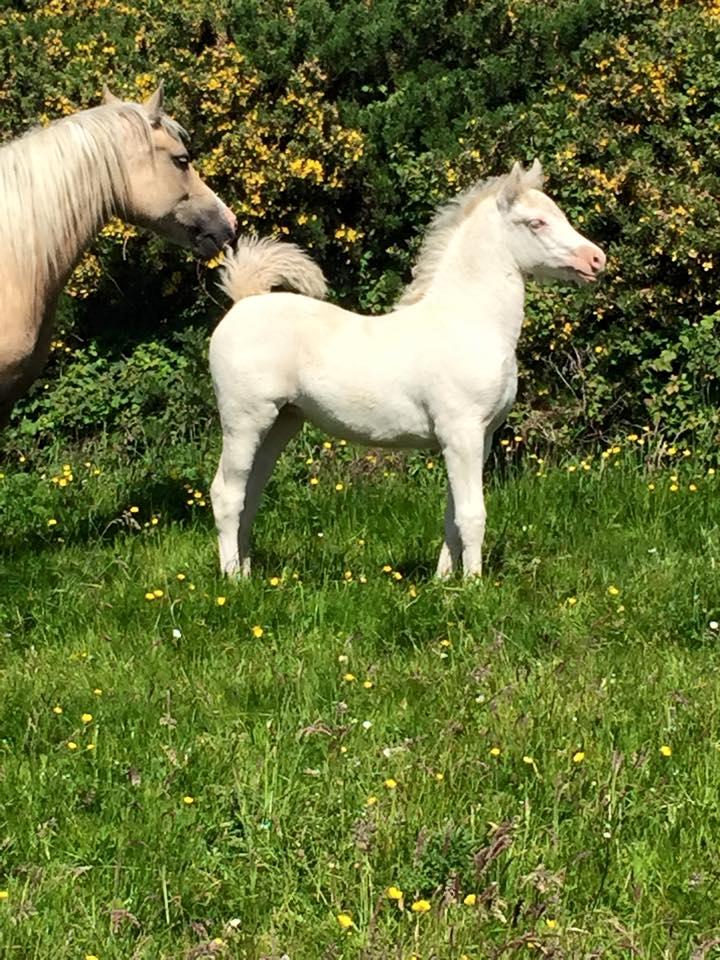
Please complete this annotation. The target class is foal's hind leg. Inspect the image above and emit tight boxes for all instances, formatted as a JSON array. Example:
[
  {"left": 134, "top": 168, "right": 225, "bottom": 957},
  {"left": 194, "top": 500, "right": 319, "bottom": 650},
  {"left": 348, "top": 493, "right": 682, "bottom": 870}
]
[
  {"left": 210, "top": 406, "right": 280, "bottom": 577},
  {"left": 237, "top": 406, "right": 304, "bottom": 577}
]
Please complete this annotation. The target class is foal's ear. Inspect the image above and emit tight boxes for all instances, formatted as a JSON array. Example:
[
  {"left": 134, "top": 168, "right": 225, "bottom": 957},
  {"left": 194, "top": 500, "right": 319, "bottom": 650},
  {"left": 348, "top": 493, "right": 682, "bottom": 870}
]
[
  {"left": 496, "top": 161, "right": 524, "bottom": 212},
  {"left": 102, "top": 85, "right": 123, "bottom": 106},
  {"left": 527, "top": 157, "right": 545, "bottom": 189},
  {"left": 143, "top": 82, "right": 165, "bottom": 120}
]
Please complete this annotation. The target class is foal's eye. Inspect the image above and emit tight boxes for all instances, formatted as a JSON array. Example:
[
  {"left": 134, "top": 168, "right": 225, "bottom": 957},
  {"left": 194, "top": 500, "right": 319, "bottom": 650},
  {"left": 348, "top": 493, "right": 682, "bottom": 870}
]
[
  {"left": 527, "top": 218, "right": 546, "bottom": 231},
  {"left": 172, "top": 155, "right": 190, "bottom": 170}
]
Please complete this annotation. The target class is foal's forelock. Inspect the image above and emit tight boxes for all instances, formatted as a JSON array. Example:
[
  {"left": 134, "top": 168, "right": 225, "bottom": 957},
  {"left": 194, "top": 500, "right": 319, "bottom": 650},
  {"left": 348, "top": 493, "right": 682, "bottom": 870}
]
[{"left": 0, "top": 104, "right": 158, "bottom": 293}]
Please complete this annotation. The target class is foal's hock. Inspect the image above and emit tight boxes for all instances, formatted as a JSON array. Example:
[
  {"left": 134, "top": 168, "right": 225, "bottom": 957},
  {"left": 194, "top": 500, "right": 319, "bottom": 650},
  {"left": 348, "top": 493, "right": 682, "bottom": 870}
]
[{"left": 210, "top": 160, "right": 605, "bottom": 579}]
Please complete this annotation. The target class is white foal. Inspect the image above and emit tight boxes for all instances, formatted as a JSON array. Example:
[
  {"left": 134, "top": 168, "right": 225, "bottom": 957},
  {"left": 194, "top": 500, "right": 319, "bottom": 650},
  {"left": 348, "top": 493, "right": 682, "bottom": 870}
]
[{"left": 210, "top": 161, "right": 605, "bottom": 578}]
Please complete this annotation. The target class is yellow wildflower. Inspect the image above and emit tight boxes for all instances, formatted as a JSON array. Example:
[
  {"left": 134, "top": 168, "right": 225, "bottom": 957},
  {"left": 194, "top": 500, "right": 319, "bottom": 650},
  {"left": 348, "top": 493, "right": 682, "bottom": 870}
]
[
  {"left": 336, "top": 913, "right": 353, "bottom": 929},
  {"left": 411, "top": 899, "right": 431, "bottom": 913}
]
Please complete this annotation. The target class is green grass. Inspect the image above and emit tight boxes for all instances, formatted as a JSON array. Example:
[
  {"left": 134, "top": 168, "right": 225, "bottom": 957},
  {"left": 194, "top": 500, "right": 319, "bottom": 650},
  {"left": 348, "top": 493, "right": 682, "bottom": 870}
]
[{"left": 1, "top": 433, "right": 719, "bottom": 959}]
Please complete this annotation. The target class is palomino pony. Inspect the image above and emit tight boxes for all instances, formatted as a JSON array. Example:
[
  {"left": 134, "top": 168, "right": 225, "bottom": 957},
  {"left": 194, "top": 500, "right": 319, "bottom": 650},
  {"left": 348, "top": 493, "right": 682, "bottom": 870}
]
[
  {"left": 0, "top": 84, "right": 236, "bottom": 426},
  {"left": 209, "top": 160, "right": 605, "bottom": 579}
]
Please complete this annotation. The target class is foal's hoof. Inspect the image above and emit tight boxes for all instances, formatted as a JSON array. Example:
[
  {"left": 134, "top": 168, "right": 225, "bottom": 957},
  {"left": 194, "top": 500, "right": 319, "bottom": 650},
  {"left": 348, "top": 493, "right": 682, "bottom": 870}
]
[{"left": 222, "top": 560, "right": 252, "bottom": 580}]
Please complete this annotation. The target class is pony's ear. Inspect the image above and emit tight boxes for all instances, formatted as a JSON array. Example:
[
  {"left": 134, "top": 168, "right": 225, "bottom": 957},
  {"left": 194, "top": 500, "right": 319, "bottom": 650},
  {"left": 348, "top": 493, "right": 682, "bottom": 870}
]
[
  {"left": 143, "top": 82, "right": 165, "bottom": 120},
  {"left": 102, "top": 85, "right": 123, "bottom": 106},
  {"left": 496, "top": 161, "right": 524, "bottom": 212}
]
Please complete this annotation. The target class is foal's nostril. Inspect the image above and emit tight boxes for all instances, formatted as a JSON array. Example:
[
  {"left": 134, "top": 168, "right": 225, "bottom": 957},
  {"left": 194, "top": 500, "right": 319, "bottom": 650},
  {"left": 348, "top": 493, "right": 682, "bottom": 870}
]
[{"left": 590, "top": 248, "right": 606, "bottom": 273}]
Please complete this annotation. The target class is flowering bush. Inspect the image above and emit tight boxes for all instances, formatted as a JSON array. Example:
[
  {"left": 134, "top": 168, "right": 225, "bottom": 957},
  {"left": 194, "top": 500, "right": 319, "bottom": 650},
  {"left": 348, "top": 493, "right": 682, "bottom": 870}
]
[{"left": 2, "top": 0, "right": 719, "bottom": 448}]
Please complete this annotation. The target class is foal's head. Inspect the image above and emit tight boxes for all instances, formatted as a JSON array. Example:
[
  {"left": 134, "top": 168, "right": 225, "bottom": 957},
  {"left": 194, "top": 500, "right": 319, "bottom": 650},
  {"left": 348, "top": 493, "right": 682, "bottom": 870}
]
[
  {"left": 495, "top": 160, "right": 605, "bottom": 284},
  {"left": 104, "top": 84, "right": 236, "bottom": 259}
]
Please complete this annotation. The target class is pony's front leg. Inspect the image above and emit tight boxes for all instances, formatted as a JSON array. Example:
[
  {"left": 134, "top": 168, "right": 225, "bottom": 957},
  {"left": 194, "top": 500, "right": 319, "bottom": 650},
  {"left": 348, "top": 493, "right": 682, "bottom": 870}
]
[
  {"left": 440, "top": 431, "right": 487, "bottom": 577},
  {"left": 436, "top": 488, "right": 461, "bottom": 579}
]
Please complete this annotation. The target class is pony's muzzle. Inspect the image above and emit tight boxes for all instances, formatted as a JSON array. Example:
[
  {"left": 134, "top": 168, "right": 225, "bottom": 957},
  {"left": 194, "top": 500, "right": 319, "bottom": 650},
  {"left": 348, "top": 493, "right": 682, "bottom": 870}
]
[{"left": 192, "top": 217, "right": 237, "bottom": 259}]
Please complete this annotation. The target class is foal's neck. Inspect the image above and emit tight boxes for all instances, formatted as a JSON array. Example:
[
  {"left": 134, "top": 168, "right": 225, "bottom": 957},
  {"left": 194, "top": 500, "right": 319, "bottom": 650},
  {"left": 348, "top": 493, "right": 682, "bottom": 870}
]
[{"left": 424, "top": 210, "right": 525, "bottom": 345}]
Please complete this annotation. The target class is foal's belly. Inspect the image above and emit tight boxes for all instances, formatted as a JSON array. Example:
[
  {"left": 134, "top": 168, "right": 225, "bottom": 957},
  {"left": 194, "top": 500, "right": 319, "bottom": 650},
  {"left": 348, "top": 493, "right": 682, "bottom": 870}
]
[{"left": 296, "top": 389, "right": 436, "bottom": 450}]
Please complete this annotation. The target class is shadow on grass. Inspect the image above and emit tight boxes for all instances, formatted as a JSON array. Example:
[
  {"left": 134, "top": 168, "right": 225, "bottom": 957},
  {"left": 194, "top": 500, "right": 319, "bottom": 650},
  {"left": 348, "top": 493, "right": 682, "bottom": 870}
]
[{"left": 3, "top": 475, "right": 213, "bottom": 557}]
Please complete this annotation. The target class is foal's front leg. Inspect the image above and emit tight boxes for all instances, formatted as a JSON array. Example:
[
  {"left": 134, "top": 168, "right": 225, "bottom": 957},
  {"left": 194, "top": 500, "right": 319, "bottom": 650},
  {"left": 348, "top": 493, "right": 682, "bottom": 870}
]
[
  {"left": 436, "top": 488, "right": 461, "bottom": 579},
  {"left": 439, "top": 430, "right": 487, "bottom": 577}
]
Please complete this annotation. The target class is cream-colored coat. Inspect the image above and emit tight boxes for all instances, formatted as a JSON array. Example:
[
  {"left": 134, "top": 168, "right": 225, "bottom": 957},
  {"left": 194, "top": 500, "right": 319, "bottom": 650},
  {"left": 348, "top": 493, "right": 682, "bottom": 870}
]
[{"left": 210, "top": 162, "right": 605, "bottom": 578}]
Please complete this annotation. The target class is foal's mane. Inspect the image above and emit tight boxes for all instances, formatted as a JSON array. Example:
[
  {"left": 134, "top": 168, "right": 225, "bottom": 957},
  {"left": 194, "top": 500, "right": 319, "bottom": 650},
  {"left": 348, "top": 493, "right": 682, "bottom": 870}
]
[
  {"left": 0, "top": 102, "right": 186, "bottom": 288},
  {"left": 396, "top": 164, "right": 543, "bottom": 307}
]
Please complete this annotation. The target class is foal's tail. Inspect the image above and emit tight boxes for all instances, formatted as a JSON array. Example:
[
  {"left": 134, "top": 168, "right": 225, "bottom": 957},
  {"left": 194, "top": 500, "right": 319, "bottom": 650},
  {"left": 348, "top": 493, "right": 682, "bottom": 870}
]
[{"left": 218, "top": 236, "right": 328, "bottom": 303}]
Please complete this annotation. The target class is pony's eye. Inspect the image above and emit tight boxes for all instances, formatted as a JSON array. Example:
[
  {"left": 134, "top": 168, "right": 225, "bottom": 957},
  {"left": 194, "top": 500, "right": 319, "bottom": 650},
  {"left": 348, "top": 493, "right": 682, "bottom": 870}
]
[
  {"left": 172, "top": 155, "right": 190, "bottom": 170},
  {"left": 528, "top": 218, "right": 546, "bottom": 230}
]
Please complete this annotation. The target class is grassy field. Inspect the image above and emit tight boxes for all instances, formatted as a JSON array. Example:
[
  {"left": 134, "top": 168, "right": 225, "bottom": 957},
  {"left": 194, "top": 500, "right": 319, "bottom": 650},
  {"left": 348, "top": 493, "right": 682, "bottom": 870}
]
[{"left": 1, "top": 431, "right": 719, "bottom": 959}]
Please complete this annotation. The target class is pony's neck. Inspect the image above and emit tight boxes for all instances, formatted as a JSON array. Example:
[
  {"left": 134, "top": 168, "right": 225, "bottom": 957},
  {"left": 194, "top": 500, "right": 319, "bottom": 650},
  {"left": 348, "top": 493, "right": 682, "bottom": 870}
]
[
  {"left": 41, "top": 149, "right": 120, "bottom": 294},
  {"left": 4, "top": 107, "right": 130, "bottom": 317},
  {"left": 422, "top": 202, "right": 525, "bottom": 344}
]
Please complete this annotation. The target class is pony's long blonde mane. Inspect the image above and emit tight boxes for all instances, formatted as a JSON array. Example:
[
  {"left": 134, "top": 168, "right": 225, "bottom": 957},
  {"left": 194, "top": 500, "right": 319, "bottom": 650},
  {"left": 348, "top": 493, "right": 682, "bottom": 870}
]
[
  {"left": 0, "top": 103, "right": 185, "bottom": 288},
  {"left": 396, "top": 164, "right": 544, "bottom": 307}
]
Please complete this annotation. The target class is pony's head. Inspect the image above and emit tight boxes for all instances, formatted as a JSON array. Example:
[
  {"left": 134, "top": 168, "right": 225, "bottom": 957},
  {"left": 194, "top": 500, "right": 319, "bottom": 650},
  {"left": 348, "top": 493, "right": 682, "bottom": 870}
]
[
  {"left": 495, "top": 160, "right": 605, "bottom": 284},
  {"left": 103, "top": 84, "right": 236, "bottom": 258}
]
